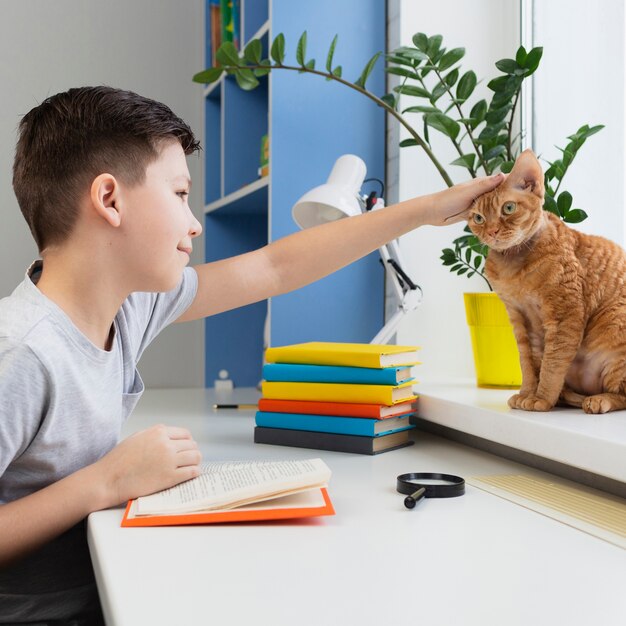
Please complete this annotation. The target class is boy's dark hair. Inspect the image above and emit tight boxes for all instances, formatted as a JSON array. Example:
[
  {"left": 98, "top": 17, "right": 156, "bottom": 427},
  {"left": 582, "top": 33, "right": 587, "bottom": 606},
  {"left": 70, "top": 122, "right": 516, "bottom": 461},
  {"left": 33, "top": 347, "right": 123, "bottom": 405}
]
[{"left": 12, "top": 86, "right": 201, "bottom": 252}]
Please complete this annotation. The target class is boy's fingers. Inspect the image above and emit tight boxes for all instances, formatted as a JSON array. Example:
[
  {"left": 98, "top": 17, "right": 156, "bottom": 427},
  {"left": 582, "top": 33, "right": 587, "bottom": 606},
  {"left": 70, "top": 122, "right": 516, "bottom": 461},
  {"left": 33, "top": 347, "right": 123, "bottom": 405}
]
[
  {"left": 175, "top": 450, "right": 202, "bottom": 468},
  {"left": 164, "top": 426, "right": 194, "bottom": 440},
  {"left": 480, "top": 172, "right": 505, "bottom": 191}
]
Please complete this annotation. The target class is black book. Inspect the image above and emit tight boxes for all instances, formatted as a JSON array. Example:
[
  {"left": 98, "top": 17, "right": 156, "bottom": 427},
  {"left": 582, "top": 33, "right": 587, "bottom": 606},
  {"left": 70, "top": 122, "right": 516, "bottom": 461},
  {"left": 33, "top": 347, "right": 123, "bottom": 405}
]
[{"left": 254, "top": 426, "right": 414, "bottom": 455}]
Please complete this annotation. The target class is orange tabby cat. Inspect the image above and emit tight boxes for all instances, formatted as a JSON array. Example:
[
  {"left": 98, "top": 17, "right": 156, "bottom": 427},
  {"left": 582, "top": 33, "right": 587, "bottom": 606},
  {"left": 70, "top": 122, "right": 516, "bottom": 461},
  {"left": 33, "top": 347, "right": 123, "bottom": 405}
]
[{"left": 469, "top": 149, "right": 626, "bottom": 413}]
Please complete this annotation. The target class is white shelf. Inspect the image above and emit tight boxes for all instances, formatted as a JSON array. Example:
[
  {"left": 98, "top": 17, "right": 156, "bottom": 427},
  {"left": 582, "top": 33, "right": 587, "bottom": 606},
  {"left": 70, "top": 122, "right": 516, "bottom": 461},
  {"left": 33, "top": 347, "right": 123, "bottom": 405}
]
[
  {"left": 204, "top": 176, "right": 269, "bottom": 214},
  {"left": 416, "top": 379, "right": 626, "bottom": 484}
]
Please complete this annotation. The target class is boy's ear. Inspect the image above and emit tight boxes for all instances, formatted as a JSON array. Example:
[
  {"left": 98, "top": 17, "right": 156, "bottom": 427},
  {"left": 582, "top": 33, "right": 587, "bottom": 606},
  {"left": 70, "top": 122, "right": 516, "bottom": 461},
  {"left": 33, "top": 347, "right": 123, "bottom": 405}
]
[
  {"left": 90, "top": 174, "right": 121, "bottom": 227},
  {"left": 506, "top": 149, "right": 544, "bottom": 199}
]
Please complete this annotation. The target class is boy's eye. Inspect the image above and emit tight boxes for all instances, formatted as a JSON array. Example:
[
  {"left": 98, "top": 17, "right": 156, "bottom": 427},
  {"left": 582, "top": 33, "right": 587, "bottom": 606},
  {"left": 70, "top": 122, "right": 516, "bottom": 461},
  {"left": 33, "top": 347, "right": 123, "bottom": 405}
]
[
  {"left": 176, "top": 191, "right": 189, "bottom": 199},
  {"left": 502, "top": 201, "right": 517, "bottom": 214},
  {"left": 472, "top": 214, "right": 485, "bottom": 224}
]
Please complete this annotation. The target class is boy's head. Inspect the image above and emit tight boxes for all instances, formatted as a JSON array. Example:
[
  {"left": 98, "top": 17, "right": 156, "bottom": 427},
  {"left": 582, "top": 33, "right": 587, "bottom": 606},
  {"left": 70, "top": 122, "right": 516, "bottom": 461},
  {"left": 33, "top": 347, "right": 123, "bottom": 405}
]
[{"left": 12, "top": 86, "right": 200, "bottom": 253}]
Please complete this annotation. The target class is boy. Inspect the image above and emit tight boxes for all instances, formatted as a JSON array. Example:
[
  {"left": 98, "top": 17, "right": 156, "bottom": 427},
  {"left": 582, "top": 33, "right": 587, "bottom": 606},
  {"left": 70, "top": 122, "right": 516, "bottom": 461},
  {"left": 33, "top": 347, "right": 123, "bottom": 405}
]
[{"left": 0, "top": 86, "right": 503, "bottom": 623}]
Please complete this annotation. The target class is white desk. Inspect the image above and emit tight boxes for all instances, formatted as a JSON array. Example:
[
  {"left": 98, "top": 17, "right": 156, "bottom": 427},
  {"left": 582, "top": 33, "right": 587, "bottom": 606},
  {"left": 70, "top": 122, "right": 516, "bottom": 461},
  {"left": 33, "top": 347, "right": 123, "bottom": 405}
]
[{"left": 88, "top": 389, "right": 626, "bottom": 626}]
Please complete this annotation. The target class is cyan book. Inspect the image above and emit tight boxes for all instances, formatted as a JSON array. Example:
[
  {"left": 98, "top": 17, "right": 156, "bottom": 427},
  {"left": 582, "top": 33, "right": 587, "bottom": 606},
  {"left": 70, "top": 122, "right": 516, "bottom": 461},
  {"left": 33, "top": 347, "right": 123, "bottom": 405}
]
[
  {"left": 262, "top": 363, "right": 415, "bottom": 386},
  {"left": 254, "top": 411, "right": 415, "bottom": 437}
]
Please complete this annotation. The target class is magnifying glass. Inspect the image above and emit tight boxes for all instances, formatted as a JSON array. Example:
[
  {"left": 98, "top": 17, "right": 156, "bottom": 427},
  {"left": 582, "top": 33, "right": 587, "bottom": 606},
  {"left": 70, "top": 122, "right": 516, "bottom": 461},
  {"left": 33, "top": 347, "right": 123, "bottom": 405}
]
[{"left": 396, "top": 473, "right": 465, "bottom": 509}]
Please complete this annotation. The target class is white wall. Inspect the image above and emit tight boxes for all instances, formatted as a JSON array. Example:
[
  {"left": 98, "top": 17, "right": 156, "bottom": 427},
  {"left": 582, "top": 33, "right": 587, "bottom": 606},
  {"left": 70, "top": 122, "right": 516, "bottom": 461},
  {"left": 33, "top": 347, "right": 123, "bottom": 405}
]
[
  {"left": 393, "top": 0, "right": 520, "bottom": 380},
  {"left": 0, "top": 0, "right": 205, "bottom": 388},
  {"left": 532, "top": 0, "right": 625, "bottom": 245}
]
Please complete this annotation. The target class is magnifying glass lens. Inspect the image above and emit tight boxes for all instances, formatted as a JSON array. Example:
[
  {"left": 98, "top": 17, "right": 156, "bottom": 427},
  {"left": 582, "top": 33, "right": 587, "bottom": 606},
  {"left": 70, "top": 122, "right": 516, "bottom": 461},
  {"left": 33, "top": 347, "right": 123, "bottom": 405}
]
[{"left": 406, "top": 478, "right": 458, "bottom": 486}]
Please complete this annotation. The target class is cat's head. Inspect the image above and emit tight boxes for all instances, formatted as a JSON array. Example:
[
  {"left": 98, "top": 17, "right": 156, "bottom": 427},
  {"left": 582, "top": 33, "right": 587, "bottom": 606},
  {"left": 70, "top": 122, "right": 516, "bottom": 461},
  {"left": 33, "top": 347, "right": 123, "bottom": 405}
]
[{"left": 468, "top": 149, "right": 545, "bottom": 251}]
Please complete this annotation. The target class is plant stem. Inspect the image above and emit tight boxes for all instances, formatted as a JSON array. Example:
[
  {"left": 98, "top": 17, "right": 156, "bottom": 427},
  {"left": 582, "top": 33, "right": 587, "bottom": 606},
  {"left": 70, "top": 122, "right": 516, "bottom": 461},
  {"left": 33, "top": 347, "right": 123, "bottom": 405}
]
[
  {"left": 429, "top": 64, "right": 489, "bottom": 177},
  {"left": 506, "top": 89, "right": 521, "bottom": 161},
  {"left": 226, "top": 62, "right": 455, "bottom": 188}
]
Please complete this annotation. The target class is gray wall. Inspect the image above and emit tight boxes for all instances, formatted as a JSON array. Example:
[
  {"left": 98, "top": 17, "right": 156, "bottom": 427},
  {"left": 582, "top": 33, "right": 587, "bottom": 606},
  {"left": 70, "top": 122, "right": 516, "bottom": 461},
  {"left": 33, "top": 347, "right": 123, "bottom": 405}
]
[{"left": 0, "top": 0, "right": 205, "bottom": 387}]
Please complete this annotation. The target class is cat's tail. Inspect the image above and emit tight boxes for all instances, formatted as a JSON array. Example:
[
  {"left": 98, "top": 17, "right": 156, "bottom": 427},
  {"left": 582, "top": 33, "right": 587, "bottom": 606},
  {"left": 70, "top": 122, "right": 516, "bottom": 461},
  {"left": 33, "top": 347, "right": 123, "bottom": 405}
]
[{"left": 558, "top": 386, "right": 585, "bottom": 408}]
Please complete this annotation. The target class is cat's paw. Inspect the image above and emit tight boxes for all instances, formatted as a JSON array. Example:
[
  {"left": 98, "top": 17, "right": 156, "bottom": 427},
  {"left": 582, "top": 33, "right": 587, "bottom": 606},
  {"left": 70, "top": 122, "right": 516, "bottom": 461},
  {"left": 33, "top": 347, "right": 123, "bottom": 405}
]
[
  {"left": 582, "top": 395, "right": 613, "bottom": 414},
  {"left": 509, "top": 394, "right": 553, "bottom": 411},
  {"left": 508, "top": 394, "right": 526, "bottom": 409}
]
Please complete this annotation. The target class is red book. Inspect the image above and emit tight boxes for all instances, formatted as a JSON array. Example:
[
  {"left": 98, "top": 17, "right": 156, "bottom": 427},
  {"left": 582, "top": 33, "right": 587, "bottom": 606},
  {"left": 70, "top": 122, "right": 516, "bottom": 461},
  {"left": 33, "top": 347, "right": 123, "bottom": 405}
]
[{"left": 257, "top": 398, "right": 417, "bottom": 419}]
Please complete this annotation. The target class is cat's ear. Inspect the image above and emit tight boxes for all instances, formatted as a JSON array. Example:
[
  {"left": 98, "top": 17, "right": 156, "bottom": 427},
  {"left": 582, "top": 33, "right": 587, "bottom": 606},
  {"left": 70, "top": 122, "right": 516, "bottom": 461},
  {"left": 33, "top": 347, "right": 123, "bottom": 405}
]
[{"left": 507, "top": 149, "right": 544, "bottom": 199}]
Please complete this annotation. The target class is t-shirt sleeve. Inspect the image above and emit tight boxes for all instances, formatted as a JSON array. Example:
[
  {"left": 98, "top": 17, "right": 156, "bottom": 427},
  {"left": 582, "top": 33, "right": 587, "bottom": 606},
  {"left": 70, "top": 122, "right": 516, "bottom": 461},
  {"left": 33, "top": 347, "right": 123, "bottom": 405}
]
[
  {"left": 122, "top": 266, "right": 199, "bottom": 361},
  {"left": 0, "top": 341, "right": 49, "bottom": 479}
]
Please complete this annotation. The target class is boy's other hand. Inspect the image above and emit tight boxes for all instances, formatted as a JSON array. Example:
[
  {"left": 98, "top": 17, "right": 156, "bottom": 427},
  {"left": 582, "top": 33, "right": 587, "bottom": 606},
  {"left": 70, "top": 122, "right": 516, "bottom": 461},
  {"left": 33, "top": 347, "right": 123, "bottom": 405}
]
[
  {"left": 96, "top": 425, "right": 202, "bottom": 507},
  {"left": 426, "top": 173, "right": 505, "bottom": 226}
]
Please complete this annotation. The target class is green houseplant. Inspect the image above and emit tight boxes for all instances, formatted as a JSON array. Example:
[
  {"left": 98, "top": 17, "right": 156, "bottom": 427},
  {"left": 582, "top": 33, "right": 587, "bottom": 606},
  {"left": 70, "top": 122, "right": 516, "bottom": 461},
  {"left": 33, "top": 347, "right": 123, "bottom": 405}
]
[{"left": 194, "top": 32, "right": 602, "bottom": 386}]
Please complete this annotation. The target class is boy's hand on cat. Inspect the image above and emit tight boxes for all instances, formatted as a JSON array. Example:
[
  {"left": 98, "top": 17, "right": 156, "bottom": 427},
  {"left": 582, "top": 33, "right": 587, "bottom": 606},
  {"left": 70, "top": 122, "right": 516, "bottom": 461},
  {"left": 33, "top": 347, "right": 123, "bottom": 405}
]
[
  {"left": 427, "top": 173, "right": 506, "bottom": 226},
  {"left": 508, "top": 393, "right": 554, "bottom": 412}
]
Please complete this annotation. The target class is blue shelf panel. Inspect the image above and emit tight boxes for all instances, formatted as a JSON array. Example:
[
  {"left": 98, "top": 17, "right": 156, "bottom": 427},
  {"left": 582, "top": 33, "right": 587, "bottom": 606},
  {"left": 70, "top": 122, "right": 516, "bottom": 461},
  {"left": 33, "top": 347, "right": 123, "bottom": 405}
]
[
  {"left": 243, "top": 0, "right": 268, "bottom": 44},
  {"left": 204, "top": 86, "right": 222, "bottom": 205},
  {"left": 223, "top": 74, "right": 268, "bottom": 195},
  {"left": 269, "top": 0, "right": 386, "bottom": 347},
  {"left": 204, "top": 210, "right": 268, "bottom": 387}
]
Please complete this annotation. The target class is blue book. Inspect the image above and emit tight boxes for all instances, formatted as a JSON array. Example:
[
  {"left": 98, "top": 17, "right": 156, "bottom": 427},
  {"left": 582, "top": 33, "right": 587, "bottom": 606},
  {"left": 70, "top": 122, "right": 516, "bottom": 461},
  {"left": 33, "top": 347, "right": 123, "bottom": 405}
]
[
  {"left": 254, "top": 411, "right": 415, "bottom": 437},
  {"left": 262, "top": 363, "right": 415, "bottom": 386}
]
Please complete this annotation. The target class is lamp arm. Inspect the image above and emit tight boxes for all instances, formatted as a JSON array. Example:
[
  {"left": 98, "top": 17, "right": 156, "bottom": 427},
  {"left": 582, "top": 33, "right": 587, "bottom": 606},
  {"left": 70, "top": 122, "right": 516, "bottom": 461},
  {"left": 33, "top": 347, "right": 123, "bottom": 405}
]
[{"left": 371, "top": 239, "right": 423, "bottom": 345}]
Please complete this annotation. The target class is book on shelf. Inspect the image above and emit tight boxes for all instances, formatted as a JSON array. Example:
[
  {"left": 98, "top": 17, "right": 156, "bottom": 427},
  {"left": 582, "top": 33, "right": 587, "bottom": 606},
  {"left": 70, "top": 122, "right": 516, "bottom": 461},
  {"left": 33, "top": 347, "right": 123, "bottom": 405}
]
[
  {"left": 254, "top": 427, "right": 414, "bottom": 455},
  {"left": 262, "top": 363, "right": 415, "bottom": 386},
  {"left": 265, "top": 342, "right": 421, "bottom": 369},
  {"left": 261, "top": 380, "right": 416, "bottom": 406},
  {"left": 255, "top": 412, "right": 415, "bottom": 437},
  {"left": 257, "top": 398, "right": 417, "bottom": 419},
  {"left": 209, "top": 0, "right": 221, "bottom": 66},
  {"left": 122, "top": 458, "right": 334, "bottom": 527}
]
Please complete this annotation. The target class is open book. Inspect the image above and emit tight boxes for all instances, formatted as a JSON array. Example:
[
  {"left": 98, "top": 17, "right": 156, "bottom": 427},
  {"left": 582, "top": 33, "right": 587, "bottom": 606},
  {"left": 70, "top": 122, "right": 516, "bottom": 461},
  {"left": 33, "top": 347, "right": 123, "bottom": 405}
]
[{"left": 122, "top": 458, "right": 334, "bottom": 527}]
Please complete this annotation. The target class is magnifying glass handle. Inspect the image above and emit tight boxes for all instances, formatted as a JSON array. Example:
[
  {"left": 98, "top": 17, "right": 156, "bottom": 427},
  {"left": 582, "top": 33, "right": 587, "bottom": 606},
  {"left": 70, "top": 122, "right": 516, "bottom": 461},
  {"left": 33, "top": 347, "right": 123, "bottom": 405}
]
[{"left": 404, "top": 487, "right": 426, "bottom": 509}]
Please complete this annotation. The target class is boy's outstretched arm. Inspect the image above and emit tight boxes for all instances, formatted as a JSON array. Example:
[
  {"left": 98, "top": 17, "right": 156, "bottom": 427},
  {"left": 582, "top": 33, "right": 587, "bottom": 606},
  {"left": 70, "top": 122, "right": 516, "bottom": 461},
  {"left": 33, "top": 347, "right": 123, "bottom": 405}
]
[
  {"left": 177, "top": 174, "right": 504, "bottom": 322},
  {"left": 0, "top": 425, "right": 200, "bottom": 567}
]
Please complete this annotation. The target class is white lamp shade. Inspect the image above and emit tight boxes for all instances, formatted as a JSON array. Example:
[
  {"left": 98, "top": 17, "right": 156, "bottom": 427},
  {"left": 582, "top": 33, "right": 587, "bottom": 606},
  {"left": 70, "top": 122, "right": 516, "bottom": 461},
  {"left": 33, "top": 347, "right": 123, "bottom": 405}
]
[{"left": 292, "top": 154, "right": 366, "bottom": 229}]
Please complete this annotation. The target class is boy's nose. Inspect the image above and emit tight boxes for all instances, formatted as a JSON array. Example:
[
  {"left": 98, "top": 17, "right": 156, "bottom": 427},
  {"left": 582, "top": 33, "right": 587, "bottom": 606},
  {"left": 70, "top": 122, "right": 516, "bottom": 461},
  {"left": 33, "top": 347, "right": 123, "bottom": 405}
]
[{"left": 190, "top": 216, "right": 202, "bottom": 238}]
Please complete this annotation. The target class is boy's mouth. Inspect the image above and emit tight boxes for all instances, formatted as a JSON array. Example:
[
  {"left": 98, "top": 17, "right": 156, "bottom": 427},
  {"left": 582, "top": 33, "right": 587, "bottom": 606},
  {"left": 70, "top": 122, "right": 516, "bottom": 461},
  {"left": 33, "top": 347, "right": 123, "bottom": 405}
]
[{"left": 177, "top": 246, "right": 192, "bottom": 256}]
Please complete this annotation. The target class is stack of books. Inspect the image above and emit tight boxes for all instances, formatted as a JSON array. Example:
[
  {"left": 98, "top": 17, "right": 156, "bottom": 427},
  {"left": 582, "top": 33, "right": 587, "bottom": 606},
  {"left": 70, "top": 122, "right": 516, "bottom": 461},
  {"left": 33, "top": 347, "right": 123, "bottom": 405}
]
[{"left": 254, "top": 342, "right": 421, "bottom": 455}]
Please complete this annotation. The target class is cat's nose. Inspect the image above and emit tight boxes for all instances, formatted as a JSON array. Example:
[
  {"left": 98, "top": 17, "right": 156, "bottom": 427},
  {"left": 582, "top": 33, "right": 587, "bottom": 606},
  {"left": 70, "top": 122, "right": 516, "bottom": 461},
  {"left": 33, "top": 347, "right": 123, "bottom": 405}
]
[{"left": 488, "top": 227, "right": 500, "bottom": 238}]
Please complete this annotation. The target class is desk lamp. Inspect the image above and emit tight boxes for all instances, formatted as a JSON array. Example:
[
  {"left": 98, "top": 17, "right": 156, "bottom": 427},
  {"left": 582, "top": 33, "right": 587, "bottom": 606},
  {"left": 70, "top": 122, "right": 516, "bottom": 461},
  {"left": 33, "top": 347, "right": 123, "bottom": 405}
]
[{"left": 292, "top": 154, "right": 422, "bottom": 344}]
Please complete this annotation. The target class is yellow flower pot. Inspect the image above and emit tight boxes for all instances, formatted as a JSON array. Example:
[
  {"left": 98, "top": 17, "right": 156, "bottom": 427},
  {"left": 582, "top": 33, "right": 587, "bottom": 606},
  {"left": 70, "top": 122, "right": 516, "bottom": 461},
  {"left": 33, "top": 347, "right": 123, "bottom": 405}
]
[{"left": 463, "top": 292, "right": 522, "bottom": 389}]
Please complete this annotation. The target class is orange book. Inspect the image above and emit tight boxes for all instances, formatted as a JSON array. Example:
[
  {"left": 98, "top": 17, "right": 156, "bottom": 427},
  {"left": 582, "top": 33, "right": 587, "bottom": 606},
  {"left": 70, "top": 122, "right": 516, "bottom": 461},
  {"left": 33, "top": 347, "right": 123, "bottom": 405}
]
[
  {"left": 257, "top": 398, "right": 417, "bottom": 419},
  {"left": 122, "top": 487, "right": 334, "bottom": 527},
  {"left": 121, "top": 458, "right": 333, "bottom": 527}
]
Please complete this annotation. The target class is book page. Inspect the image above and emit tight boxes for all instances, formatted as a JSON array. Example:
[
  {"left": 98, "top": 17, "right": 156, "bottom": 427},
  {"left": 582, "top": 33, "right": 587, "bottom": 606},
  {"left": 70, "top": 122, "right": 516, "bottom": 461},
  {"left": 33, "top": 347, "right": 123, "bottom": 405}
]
[{"left": 136, "top": 458, "right": 331, "bottom": 515}]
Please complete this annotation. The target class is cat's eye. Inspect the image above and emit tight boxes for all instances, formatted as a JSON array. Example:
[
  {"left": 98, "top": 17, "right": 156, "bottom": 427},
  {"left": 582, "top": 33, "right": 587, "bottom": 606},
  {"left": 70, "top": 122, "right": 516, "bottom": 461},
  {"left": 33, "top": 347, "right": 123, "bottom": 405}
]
[
  {"left": 472, "top": 214, "right": 485, "bottom": 224},
  {"left": 502, "top": 201, "right": 517, "bottom": 215}
]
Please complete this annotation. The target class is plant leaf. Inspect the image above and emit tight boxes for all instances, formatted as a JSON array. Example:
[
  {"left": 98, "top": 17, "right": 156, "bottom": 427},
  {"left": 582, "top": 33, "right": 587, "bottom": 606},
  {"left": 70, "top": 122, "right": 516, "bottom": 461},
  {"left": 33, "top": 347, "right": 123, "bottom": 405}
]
[
  {"left": 271, "top": 33, "right": 286, "bottom": 64},
  {"left": 515, "top": 46, "right": 528, "bottom": 66},
  {"left": 426, "top": 34, "right": 443, "bottom": 57},
  {"left": 425, "top": 113, "right": 460, "bottom": 140},
  {"left": 439, "top": 47, "right": 465, "bottom": 71},
  {"left": 355, "top": 52, "right": 382, "bottom": 88},
  {"left": 244, "top": 39, "right": 262, "bottom": 65},
  {"left": 412, "top": 33, "right": 429, "bottom": 52},
  {"left": 399, "top": 138, "right": 419, "bottom": 148},
  {"left": 484, "top": 145, "right": 506, "bottom": 160},
  {"left": 456, "top": 71, "right": 477, "bottom": 101},
  {"left": 402, "top": 105, "right": 441, "bottom": 114},
  {"left": 217, "top": 41, "right": 241, "bottom": 67},
  {"left": 564, "top": 208, "right": 588, "bottom": 223},
  {"left": 445, "top": 67, "right": 459, "bottom": 87},
  {"left": 495, "top": 58, "right": 519, "bottom": 74},
  {"left": 296, "top": 31, "right": 307, "bottom": 66},
  {"left": 234, "top": 68, "right": 260, "bottom": 91},
  {"left": 192, "top": 67, "right": 224, "bottom": 83},
  {"left": 381, "top": 93, "right": 396, "bottom": 108},
  {"left": 386, "top": 67, "right": 420, "bottom": 80},
  {"left": 557, "top": 191, "right": 573, "bottom": 215},
  {"left": 394, "top": 85, "right": 430, "bottom": 98},
  {"left": 450, "top": 154, "right": 476, "bottom": 170},
  {"left": 543, "top": 195, "right": 559, "bottom": 216},
  {"left": 524, "top": 46, "right": 543, "bottom": 74},
  {"left": 326, "top": 34, "right": 338, "bottom": 72}
]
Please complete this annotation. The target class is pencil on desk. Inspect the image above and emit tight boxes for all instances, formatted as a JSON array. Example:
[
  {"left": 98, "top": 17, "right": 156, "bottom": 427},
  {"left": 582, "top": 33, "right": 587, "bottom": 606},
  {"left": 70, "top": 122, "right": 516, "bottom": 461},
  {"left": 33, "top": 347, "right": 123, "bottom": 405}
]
[{"left": 213, "top": 404, "right": 258, "bottom": 410}]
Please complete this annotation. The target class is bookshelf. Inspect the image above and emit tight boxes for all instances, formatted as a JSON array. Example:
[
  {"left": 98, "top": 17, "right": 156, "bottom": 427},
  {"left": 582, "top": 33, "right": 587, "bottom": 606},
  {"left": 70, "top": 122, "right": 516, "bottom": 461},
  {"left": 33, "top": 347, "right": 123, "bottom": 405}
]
[{"left": 203, "top": 0, "right": 386, "bottom": 387}]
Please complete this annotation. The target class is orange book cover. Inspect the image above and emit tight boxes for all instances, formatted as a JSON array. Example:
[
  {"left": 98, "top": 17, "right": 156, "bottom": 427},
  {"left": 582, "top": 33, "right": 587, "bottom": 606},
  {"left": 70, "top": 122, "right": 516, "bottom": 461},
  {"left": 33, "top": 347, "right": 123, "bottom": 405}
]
[
  {"left": 121, "top": 487, "right": 334, "bottom": 527},
  {"left": 257, "top": 398, "right": 417, "bottom": 419}
]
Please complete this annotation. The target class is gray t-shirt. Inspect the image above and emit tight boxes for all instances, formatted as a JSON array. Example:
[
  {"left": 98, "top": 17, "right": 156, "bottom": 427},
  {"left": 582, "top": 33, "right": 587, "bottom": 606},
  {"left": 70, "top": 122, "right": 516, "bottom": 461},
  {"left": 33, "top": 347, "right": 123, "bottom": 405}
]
[{"left": 0, "top": 261, "right": 198, "bottom": 622}]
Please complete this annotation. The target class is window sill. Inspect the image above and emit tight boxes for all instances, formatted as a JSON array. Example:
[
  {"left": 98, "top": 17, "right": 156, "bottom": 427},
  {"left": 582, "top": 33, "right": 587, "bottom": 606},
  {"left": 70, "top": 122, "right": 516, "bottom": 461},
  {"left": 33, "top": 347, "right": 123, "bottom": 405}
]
[{"left": 415, "top": 379, "right": 626, "bottom": 486}]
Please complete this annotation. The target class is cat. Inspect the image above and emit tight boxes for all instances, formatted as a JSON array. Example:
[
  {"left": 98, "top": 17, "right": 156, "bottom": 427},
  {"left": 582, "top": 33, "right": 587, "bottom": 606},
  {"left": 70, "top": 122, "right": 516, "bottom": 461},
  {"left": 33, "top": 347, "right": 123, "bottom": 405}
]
[{"left": 468, "top": 149, "right": 626, "bottom": 414}]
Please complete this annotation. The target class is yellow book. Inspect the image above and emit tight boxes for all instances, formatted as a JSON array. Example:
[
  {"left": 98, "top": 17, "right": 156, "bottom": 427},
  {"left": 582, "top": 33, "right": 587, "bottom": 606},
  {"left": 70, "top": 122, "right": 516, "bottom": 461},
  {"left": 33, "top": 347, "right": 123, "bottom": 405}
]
[
  {"left": 261, "top": 380, "right": 417, "bottom": 406},
  {"left": 265, "top": 342, "right": 421, "bottom": 369}
]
